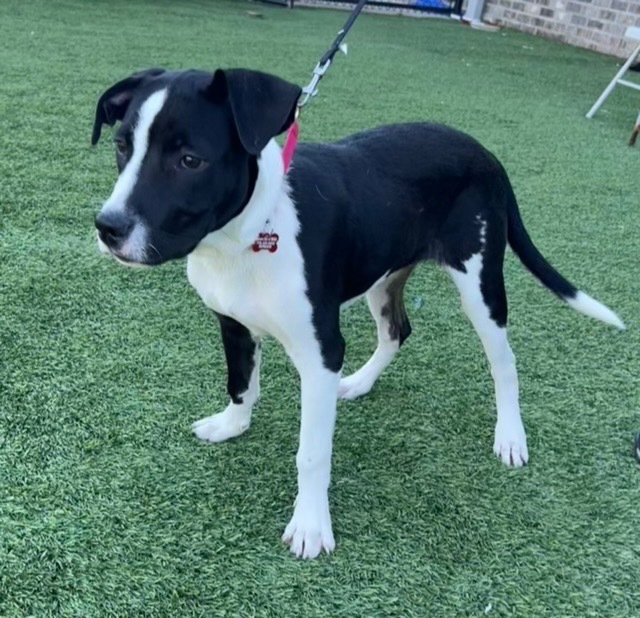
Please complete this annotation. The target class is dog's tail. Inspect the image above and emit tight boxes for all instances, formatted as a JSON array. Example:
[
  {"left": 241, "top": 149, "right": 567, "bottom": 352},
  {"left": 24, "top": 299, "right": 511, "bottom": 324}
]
[{"left": 505, "top": 183, "right": 625, "bottom": 330}]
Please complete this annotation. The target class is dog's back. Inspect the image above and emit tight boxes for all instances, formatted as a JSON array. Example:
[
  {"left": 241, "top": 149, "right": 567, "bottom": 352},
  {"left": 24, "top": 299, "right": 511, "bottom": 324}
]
[{"left": 289, "top": 122, "right": 510, "bottom": 303}]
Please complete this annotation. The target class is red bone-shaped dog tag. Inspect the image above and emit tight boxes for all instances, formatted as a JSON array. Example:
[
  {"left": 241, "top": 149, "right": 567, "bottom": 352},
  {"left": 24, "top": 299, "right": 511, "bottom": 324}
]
[{"left": 252, "top": 232, "right": 279, "bottom": 253}]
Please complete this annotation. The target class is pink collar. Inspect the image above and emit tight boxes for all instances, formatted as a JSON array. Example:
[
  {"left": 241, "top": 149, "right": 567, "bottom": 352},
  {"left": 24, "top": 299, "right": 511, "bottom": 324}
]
[
  {"left": 281, "top": 119, "right": 299, "bottom": 172},
  {"left": 252, "top": 120, "right": 299, "bottom": 253}
]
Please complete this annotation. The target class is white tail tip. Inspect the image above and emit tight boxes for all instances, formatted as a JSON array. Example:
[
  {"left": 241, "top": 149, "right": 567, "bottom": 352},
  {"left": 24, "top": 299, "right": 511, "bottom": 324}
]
[{"left": 566, "top": 291, "right": 626, "bottom": 330}]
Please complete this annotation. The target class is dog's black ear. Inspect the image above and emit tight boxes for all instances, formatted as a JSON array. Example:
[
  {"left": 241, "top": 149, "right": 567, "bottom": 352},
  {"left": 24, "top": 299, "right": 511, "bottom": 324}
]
[
  {"left": 208, "top": 69, "right": 301, "bottom": 155},
  {"left": 91, "top": 68, "right": 166, "bottom": 145}
]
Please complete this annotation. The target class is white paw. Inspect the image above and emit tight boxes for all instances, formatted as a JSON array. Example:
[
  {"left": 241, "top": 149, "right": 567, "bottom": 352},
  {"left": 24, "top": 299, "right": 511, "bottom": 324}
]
[
  {"left": 493, "top": 420, "right": 528, "bottom": 467},
  {"left": 192, "top": 407, "right": 250, "bottom": 443},
  {"left": 282, "top": 495, "right": 335, "bottom": 559},
  {"left": 338, "top": 370, "right": 375, "bottom": 401}
]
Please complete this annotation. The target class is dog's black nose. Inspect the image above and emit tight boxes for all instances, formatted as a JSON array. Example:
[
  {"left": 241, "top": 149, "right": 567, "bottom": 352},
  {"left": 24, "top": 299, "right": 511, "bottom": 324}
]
[{"left": 95, "top": 211, "right": 134, "bottom": 247}]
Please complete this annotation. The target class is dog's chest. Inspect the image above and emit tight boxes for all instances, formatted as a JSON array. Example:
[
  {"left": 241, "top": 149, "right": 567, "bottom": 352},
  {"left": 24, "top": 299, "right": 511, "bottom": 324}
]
[{"left": 186, "top": 235, "right": 308, "bottom": 339}]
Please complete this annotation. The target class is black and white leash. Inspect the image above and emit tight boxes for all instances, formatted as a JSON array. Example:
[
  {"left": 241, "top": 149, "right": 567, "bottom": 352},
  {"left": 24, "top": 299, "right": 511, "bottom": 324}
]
[
  {"left": 298, "top": 0, "right": 368, "bottom": 108},
  {"left": 281, "top": 0, "right": 367, "bottom": 170}
]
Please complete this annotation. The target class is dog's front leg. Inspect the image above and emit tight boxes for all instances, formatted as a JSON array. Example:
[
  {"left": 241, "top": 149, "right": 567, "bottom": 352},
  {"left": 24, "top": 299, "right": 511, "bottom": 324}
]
[
  {"left": 192, "top": 314, "right": 260, "bottom": 443},
  {"left": 282, "top": 331, "right": 343, "bottom": 559}
]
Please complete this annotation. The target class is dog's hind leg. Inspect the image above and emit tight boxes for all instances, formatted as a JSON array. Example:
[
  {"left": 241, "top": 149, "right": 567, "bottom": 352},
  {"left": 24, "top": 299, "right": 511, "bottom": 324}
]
[
  {"left": 446, "top": 241, "right": 528, "bottom": 467},
  {"left": 339, "top": 266, "right": 414, "bottom": 400}
]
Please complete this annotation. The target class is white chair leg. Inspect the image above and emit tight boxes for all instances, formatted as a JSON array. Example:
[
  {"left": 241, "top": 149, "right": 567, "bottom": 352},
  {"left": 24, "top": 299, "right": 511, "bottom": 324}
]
[{"left": 586, "top": 43, "right": 640, "bottom": 119}]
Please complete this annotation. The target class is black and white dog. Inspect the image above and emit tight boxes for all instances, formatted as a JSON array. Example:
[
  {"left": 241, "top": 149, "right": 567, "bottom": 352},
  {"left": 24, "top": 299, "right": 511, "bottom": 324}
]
[{"left": 92, "top": 68, "right": 624, "bottom": 559}]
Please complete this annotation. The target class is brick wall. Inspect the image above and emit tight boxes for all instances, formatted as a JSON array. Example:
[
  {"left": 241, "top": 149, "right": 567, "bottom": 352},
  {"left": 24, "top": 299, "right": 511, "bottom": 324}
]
[{"left": 482, "top": 0, "right": 640, "bottom": 58}]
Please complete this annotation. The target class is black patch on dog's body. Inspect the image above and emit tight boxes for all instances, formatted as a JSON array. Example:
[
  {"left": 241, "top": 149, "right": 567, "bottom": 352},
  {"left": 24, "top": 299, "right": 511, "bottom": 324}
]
[
  {"left": 291, "top": 124, "right": 489, "bottom": 290},
  {"left": 290, "top": 123, "right": 511, "bottom": 339}
]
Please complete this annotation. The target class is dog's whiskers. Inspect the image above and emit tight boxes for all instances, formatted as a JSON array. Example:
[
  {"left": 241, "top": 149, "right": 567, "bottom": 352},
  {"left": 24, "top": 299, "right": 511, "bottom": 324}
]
[{"left": 148, "top": 242, "right": 162, "bottom": 263}]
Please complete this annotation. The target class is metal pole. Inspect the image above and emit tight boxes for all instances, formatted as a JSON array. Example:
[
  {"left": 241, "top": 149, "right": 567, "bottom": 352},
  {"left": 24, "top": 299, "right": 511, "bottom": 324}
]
[{"left": 463, "top": 0, "right": 486, "bottom": 25}]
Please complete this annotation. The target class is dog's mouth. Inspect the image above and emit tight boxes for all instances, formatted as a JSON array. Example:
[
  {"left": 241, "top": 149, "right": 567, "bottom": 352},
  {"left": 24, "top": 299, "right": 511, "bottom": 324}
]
[
  {"left": 96, "top": 233, "right": 155, "bottom": 268},
  {"left": 112, "top": 253, "right": 148, "bottom": 267},
  {"left": 95, "top": 225, "right": 205, "bottom": 267},
  {"left": 110, "top": 249, "right": 160, "bottom": 269}
]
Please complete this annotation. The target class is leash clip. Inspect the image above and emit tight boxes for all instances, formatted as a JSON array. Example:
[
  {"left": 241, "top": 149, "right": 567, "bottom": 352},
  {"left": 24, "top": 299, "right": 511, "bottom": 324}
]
[
  {"left": 299, "top": 59, "right": 331, "bottom": 108},
  {"left": 297, "top": 0, "right": 365, "bottom": 109}
]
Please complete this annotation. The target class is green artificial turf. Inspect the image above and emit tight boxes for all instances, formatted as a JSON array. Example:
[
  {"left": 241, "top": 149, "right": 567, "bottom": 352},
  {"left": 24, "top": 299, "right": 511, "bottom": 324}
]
[{"left": 1, "top": 0, "right": 639, "bottom": 615}]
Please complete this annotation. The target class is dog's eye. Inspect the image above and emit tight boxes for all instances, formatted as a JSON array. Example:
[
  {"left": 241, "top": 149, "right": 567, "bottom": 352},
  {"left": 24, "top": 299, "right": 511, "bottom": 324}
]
[
  {"left": 115, "top": 139, "right": 128, "bottom": 155},
  {"left": 180, "top": 154, "right": 204, "bottom": 170}
]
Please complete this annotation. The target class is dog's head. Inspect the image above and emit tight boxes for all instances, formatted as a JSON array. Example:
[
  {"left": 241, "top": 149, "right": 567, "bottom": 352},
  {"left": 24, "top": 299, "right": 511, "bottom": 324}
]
[{"left": 92, "top": 68, "right": 301, "bottom": 265}]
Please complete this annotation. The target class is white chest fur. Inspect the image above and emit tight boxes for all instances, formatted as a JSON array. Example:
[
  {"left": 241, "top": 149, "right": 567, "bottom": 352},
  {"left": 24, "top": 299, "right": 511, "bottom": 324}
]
[{"left": 186, "top": 230, "right": 305, "bottom": 339}]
